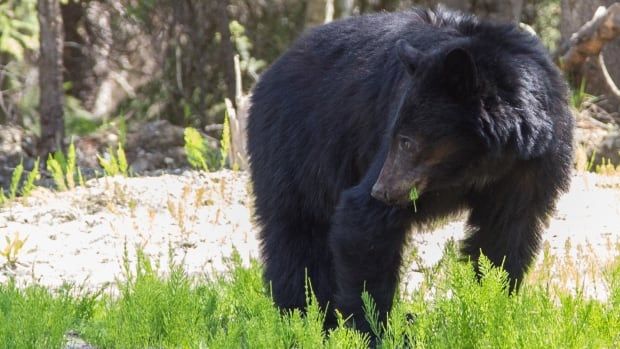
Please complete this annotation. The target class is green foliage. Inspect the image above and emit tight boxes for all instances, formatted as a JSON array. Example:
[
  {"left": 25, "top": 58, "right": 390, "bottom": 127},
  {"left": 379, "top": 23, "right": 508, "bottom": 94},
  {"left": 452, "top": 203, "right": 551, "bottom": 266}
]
[
  {"left": 595, "top": 157, "right": 620, "bottom": 176},
  {"left": 64, "top": 95, "right": 100, "bottom": 136},
  {"left": 66, "top": 141, "right": 77, "bottom": 189},
  {"left": 46, "top": 141, "right": 85, "bottom": 191},
  {"left": 8, "top": 160, "right": 24, "bottom": 200},
  {"left": 0, "top": 163, "right": 23, "bottom": 204},
  {"left": 97, "top": 142, "right": 129, "bottom": 177},
  {"left": 570, "top": 78, "right": 594, "bottom": 111},
  {"left": 230, "top": 20, "right": 266, "bottom": 80},
  {"left": 184, "top": 127, "right": 221, "bottom": 171},
  {"left": 529, "top": 0, "right": 561, "bottom": 52},
  {"left": 1, "top": 246, "right": 620, "bottom": 348},
  {"left": 386, "top": 253, "right": 620, "bottom": 349},
  {"left": 21, "top": 157, "right": 40, "bottom": 196},
  {"left": 46, "top": 154, "right": 67, "bottom": 192},
  {"left": 0, "top": 158, "right": 40, "bottom": 205},
  {"left": 361, "top": 290, "right": 382, "bottom": 338},
  {"left": 586, "top": 151, "right": 597, "bottom": 172},
  {"left": 118, "top": 115, "right": 128, "bottom": 146},
  {"left": 409, "top": 187, "right": 419, "bottom": 213},
  {"left": 0, "top": 0, "right": 38, "bottom": 60},
  {"left": 0, "top": 282, "right": 85, "bottom": 348},
  {"left": 184, "top": 127, "right": 209, "bottom": 171},
  {"left": 1, "top": 233, "right": 28, "bottom": 267}
]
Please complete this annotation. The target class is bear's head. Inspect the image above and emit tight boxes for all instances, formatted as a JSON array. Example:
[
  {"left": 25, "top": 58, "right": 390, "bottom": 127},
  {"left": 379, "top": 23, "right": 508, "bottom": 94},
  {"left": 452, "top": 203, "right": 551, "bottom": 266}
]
[{"left": 371, "top": 39, "right": 501, "bottom": 206}]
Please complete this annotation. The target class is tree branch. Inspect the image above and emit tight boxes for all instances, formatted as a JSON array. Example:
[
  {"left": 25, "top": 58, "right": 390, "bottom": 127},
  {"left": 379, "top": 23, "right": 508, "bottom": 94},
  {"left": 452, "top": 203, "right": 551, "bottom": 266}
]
[
  {"left": 555, "top": 4, "right": 620, "bottom": 74},
  {"left": 597, "top": 52, "right": 620, "bottom": 100}
]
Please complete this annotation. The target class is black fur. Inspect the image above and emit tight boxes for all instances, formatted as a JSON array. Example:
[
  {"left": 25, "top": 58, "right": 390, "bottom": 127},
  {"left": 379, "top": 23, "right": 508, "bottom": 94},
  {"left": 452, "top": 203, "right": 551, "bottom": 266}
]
[{"left": 247, "top": 7, "right": 573, "bottom": 333}]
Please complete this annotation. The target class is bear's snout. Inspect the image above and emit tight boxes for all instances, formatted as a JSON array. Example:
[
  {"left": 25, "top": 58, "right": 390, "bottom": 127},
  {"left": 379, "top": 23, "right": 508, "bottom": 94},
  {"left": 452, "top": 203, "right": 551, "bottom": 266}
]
[
  {"left": 371, "top": 182, "right": 394, "bottom": 204},
  {"left": 371, "top": 182, "right": 410, "bottom": 206}
]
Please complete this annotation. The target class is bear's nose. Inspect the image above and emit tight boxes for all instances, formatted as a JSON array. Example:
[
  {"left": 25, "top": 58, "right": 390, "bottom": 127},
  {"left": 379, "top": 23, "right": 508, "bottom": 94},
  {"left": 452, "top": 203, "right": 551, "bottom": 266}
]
[{"left": 371, "top": 184, "right": 394, "bottom": 204}]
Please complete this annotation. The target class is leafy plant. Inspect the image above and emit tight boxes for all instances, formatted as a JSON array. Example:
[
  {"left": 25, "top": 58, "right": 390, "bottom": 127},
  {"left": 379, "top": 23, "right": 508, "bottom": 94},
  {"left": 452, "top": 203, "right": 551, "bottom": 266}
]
[
  {"left": 409, "top": 187, "right": 419, "bottom": 212},
  {"left": 46, "top": 153, "right": 67, "bottom": 191},
  {"left": 0, "top": 281, "right": 86, "bottom": 348},
  {"left": 46, "top": 141, "right": 84, "bottom": 191},
  {"left": 21, "top": 157, "right": 40, "bottom": 196},
  {"left": 595, "top": 157, "right": 620, "bottom": 176},
  {"left": 0, "top": 158, "right": 41, "bottom": 205},
  {"left": 361, "top": 290, "right": 382, "bottom": 338},
  {"left": 0, "top": 160, "right": 24, "bottom": 204},
  {"left": 230, "top": 20, "right": 266, "bottom": 81},
  {"left": 97, "top": 142, "right": 129, "bottom": 177},
  {"left": 184, "top": 127, "right": 209, "bottom": 171},
  {"left": 0, "top": 0, "right": 38, "bottom": 60},
  {"left": 586, "top": 150, "right": 597, "bottom": 172},
  {"left": 8, "top": 160, "right": 24, "bottom": 200},
  {"left": 0, "top": 233, "right": 27, "bottom": 267}
]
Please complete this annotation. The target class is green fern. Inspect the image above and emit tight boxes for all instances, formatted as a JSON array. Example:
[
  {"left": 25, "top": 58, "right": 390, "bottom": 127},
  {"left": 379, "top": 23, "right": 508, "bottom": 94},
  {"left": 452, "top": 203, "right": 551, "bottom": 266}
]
[
  {"left": 46, "top": 154, "right": 67, "bottom": 191},
  {"left": 362, "top": 289, "right": 382, "bottom": 338},
  {"left": 45, "top": 140, "right": 81, "bottom": 191},
  {"left": 8, "top": 160, "right": 24, "bottom": 200},
  {"left": 98, "top": 151, "right": 119, "bottom": 177},
  {"left": 97, "top": 142, "right": 129, "bottom": 177},
  {"left": 21, "top": 157, "right": 40, "bottom": 196},
  {"left": 65, "top": 141, "right": 77, "bottom": 189},
  {"left": 117, "top": 142, "right": 128, "bottom": 176},
  {"left": 184, "top": 127, "right": 209, "bottom": 171}
]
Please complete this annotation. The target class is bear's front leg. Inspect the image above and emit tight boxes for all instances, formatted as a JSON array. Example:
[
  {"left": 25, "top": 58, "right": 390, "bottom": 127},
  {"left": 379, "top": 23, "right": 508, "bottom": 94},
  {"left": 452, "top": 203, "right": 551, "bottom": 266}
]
[
  {"left": 329, "top": 182, "right": 413, "bottom": 334},
  {"left": 463, "top": 166, "right": 563, "bottom": 290}
]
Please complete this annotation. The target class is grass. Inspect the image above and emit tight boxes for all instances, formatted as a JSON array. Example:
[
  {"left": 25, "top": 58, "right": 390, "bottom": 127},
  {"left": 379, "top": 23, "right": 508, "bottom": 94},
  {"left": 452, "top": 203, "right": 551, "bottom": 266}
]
[
  {"left": 0, "top": 245, "right": 619, "bottom": 348},
  {"left": 570, "top": 78, "right": 593, "bottom": 111}
]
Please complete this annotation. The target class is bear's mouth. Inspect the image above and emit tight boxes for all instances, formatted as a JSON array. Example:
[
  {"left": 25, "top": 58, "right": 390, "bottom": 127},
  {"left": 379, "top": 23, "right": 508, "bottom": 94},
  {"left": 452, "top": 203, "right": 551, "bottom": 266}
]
[{"left": 371, "top": 178, "right": 427, "bottom": 207}]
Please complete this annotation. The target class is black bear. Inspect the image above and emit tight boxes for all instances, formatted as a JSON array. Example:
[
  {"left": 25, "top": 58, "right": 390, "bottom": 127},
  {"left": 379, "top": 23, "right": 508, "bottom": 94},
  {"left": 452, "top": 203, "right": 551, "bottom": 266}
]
[{"left": 247, "top": 7, "right": 573, "bottom": 333}]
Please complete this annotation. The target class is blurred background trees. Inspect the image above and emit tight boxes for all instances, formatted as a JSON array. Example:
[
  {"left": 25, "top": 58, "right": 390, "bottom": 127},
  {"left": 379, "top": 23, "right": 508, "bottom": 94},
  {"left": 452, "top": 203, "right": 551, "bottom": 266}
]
[{"left": 0, "top": 0, "right": 618, "bottom": 170}]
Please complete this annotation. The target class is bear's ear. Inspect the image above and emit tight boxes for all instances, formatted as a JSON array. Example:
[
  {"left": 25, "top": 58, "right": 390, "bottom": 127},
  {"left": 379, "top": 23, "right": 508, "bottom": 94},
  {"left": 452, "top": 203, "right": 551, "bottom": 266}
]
[
  {"left": 396, "top": 39, "right": 422, "bottom": 76},
  {"left": 443, "top": 47, "right": 479, "bottom": 99}
]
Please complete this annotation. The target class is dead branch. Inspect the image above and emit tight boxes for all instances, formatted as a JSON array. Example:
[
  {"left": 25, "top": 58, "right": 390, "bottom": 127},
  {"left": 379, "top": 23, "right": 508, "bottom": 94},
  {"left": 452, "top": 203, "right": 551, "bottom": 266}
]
[
  {"left": 556, "top": 4, "right": 620, "bottom": 74},
  {"left": 597, "top": 52, "right": 620, "bottom": 100},
  {"left": 223, "top": 54, "right": 249, "bottom": 170}
]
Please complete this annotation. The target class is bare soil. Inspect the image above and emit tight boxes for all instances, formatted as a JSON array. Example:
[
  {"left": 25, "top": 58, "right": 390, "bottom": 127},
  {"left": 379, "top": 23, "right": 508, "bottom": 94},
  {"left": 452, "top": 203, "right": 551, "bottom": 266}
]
[{"left": 0, "top": 170, "right": 618, "bottom": 299}]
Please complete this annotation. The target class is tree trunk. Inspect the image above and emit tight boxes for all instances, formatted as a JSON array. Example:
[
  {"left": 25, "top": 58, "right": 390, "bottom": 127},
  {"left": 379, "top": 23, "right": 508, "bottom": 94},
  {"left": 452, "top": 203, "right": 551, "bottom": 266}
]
[
  {"left": 561, "top": 0, "right": 620, "bottom": 111},
  {"left": 38, "top": 0, "right": 65, "bottom": 155},
  {"left": 61, "top": 0, "right": 96, "bottom": 110},
  {"left": 217, "top": 0, "right": 237, "bottom": 108}
]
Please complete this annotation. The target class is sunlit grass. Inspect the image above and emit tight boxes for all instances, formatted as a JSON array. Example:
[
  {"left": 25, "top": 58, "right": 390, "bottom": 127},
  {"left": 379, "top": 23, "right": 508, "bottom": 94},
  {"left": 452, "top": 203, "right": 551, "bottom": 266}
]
[{"left": 0, "top": 244, "right": 619, "bottom": 348}]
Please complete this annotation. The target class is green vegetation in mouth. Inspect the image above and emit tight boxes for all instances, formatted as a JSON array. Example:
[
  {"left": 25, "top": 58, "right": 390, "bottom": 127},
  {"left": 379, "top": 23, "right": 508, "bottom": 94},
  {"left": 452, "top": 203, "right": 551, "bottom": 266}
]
[{"left": 409, "top": 187, "right": 419, "bottom": 212}]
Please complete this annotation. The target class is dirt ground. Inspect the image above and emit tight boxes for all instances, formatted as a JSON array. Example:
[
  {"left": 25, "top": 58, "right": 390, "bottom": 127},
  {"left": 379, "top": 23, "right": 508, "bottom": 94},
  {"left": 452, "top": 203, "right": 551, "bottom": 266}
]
[{"left": 0, "top": 170, "right": 618, "bottom": 299}]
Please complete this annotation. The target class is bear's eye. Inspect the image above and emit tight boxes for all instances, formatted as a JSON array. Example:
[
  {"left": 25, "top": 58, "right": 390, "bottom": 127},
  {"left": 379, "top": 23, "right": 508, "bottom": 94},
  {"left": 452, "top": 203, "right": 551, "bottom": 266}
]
[{"left": 399, "top": 136, "right": 414, "bottom": 150}]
